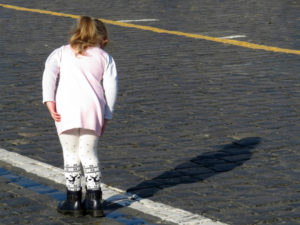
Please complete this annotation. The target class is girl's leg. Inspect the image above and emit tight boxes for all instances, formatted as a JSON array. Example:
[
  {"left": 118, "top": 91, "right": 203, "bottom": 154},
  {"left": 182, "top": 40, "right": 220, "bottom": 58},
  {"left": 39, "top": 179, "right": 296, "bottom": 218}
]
[
  {"left": 78, "top": 128, "right": 104, "bottom": 217},
  {"left": 78, "top": 129, "right": 101, "bottom": 190},
  {"left": 58, "top": 128, "right": 82, "bottom": 191}
]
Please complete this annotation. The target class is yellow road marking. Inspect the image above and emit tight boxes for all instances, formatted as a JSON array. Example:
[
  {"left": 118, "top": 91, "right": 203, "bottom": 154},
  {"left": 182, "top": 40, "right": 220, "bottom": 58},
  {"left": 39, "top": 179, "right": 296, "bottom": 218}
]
[{"left": 1, "top": 3, "right": 299, "bottom": 55}]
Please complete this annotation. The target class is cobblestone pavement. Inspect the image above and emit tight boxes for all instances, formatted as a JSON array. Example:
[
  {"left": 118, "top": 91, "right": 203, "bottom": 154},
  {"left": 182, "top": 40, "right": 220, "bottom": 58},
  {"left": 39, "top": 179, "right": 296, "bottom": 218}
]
[
  {"left": 0, "top": 0, "right": 300, "bottom": 224},
  {"left": 0, "top": 161, "right": 174, "bottom": 225}
]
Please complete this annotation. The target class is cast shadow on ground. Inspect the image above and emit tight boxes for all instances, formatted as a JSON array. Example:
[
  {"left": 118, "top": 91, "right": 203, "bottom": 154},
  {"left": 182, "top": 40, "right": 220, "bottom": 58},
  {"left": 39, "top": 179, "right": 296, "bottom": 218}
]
[
  {"left": 103, "top": 137, "right": 260, "bottom": 213},
  {"left": 126, "top": 137, "right": 261, "bottom": 198}
]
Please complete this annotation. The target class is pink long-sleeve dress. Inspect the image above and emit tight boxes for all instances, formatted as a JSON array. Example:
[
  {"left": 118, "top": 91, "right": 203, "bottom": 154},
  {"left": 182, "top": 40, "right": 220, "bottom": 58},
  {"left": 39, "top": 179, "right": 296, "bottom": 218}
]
[{"left": 42, "top": 45, "right": 118, "bottom": 136}]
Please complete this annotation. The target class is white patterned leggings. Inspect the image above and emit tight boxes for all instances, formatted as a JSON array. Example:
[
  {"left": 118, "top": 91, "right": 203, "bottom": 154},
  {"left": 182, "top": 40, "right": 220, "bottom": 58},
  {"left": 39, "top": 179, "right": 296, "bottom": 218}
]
[{"left": 58, "top": 128, "right": 101, "bottom": 191}]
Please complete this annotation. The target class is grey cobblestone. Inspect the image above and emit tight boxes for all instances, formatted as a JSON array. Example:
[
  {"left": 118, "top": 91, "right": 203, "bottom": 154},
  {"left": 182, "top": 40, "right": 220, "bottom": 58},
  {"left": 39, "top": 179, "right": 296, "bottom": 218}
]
[
  {"left": 0, "top": 163, "right": 175, "bottom": 225},
  {"left": 0, "top": 0, "right": 300, "bottom": 225}
]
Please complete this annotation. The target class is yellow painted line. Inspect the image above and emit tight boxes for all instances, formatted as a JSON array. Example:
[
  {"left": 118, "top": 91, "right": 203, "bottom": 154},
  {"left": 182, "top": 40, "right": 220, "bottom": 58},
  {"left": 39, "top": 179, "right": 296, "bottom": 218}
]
[{"left": 1, "top": 3, "right": 299, "bottom": 55}]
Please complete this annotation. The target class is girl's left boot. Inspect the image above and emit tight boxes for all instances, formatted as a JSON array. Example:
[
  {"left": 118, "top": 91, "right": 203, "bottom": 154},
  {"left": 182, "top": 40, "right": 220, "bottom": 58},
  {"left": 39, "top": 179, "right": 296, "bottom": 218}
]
[
  {"left": 57, "top": 189, "right": 84, "bottom": 217},
  {"left": 83, "top": 189, "right": 104, "bottom": 217}
]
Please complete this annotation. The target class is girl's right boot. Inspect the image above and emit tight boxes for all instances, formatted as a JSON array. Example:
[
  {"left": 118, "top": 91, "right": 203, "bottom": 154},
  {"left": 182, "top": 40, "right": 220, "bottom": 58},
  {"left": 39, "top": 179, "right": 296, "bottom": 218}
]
[
  {"left": 83, "top": 189, "right": 104, "bottom": 217},
  {"left": 57, "top": 189, "right": 83, "bottom": 217}
]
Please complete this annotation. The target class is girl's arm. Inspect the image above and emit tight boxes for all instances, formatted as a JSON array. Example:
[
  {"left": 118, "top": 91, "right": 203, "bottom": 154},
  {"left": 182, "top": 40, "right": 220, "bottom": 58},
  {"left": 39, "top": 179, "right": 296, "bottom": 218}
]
[
  {"left": 102, "top": 55, "right": 118, "bottom": 120},
  {"left": 46, "top": 101, "right": 61, "bottom": 122},
  {"left": 42, "top": 47, "right": 62, "bottom": 121}
]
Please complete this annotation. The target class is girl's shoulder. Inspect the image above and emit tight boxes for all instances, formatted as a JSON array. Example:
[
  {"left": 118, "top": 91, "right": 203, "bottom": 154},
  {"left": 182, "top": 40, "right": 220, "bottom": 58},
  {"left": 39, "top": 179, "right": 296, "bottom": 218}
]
[
  {"left": 47, "top": 45, "right": 66, "bottom": 58},
  {"left": 54, "top": 44, "right": 67, "bottom": 52},
  {"left": 61, "top": 44, "right": 74, "bottom": 53},
  {"left": 45, "top": 45, "right": 65, "bottom": 65},
  {"left": 91, "top": 45, "right": 109, "bottom": 56},
  {"left": 89, "top": 46, "right": 114, "bottom": 63}
]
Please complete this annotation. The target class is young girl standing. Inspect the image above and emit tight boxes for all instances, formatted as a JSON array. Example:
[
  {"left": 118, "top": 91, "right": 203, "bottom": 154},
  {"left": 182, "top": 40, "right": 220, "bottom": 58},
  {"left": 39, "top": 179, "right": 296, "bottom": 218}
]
[{"left": 42, "top": 16, "right": 118, "bottom": 217}]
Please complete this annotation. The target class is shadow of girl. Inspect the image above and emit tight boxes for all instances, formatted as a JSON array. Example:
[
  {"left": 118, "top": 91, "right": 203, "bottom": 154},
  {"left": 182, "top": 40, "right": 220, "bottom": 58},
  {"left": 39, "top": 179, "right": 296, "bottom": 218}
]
[{"left": 126, "top": 137, "right": 261, "bottom": 198}]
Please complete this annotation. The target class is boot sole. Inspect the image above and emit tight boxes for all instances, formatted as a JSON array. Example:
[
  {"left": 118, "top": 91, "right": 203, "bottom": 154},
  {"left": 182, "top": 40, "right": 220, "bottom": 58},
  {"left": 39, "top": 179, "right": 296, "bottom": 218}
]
[
  {"left": 85, "top": 209, "right": 104, "bottom": 217},
  {"left": 57, "top": 208, "right": 84, "bottom": 217}
]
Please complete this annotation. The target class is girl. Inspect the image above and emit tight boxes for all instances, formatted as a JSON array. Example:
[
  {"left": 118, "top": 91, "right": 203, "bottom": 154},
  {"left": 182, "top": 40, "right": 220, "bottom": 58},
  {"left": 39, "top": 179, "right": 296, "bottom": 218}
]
[{"left": 42, "top": 16, "right": 118, "bottom": 217}]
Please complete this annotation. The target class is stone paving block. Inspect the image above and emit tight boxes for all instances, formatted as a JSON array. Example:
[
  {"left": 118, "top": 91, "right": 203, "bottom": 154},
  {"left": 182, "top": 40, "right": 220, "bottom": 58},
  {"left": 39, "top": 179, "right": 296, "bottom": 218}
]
[
  {"left": 46, "top": 191, "right": 66, "bottom": 201},
  {"left": 13, "top": 203, "right": 46, "bottom": 214},
  {"left": 176, "top": 167, "right": 214, "bottom": 176},
  {"left": 1, "top": 174, "right": 21, "bottom": 182},
  {"left": 27, "top": 184, "right": 57, "bottom": 194},
  {"left": 12, "top": 177, "right": 40, "bottom": 188},
  {"left": 0, "top": 169, "right": 10, "bottom": 176},
  {"left": 222, "top": 154, "right": 252, "bottom": 162},
  {"left": 1, "top": 196, "right": 36, "bottom": 208},
  {"left": 210, "top": 163, "right": 241, "bottom": 172}
]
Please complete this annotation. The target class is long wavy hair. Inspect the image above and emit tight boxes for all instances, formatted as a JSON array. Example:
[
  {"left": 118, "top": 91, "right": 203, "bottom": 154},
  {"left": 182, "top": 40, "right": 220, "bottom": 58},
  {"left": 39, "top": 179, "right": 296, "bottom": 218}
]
[{"left": 70, "top": 16, "right": 108, "bottom": 55}]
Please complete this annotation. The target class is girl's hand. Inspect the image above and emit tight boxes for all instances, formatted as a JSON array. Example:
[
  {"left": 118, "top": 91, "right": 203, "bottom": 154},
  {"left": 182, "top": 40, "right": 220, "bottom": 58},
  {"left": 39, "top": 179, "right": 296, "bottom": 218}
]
[
  {"left": 101, "top": 119, "right": 108, "bottom": 135},
  {"left": 46, "top": 101, "right": 61, "bottom": 122}
]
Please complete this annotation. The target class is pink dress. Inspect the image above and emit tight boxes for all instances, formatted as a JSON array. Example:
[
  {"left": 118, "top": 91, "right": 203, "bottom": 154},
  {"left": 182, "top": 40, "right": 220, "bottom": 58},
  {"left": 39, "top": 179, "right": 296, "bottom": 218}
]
[{"left": 42, "top": 45, "right": 118, "bottom": 136}]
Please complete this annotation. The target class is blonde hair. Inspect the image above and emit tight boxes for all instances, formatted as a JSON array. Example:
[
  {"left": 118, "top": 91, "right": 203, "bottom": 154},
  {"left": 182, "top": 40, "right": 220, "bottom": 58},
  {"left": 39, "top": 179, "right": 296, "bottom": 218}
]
[{"left": 70, "top": 16, "right": 108, "bottom": 55}]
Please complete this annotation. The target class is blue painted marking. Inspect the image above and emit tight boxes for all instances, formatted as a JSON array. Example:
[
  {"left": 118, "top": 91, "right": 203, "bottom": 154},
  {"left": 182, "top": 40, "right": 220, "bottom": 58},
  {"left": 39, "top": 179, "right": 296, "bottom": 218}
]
[
  {"left": 107, "top": 211, "right": 150, "bottom": 225},
  {"left": 46, "top": 191, "right": 66, "bottom": 201},
  {"left": 13, "top": 177, "right": 40, "bottom": 188},
  {"left": 27, "top": 184, "right": 57, "bottom": 194},
  {"left": 0, "top": 168, "right": 156, "bottom": 225},
  {"left": 2, "top": 173, "right": 20, "bottom": 182},
  {"left": 0, "top": 168, "right": 10, "bottom": 175}
]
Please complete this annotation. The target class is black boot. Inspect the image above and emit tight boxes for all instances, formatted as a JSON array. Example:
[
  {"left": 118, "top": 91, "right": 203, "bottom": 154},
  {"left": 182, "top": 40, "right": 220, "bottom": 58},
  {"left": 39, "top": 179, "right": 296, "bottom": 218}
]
[
  {"left": 83, "top": 189, "right": 104, "bottom": 217},
  {"left": 57, "top": 189, "right": 83, "bottom": 217}
]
